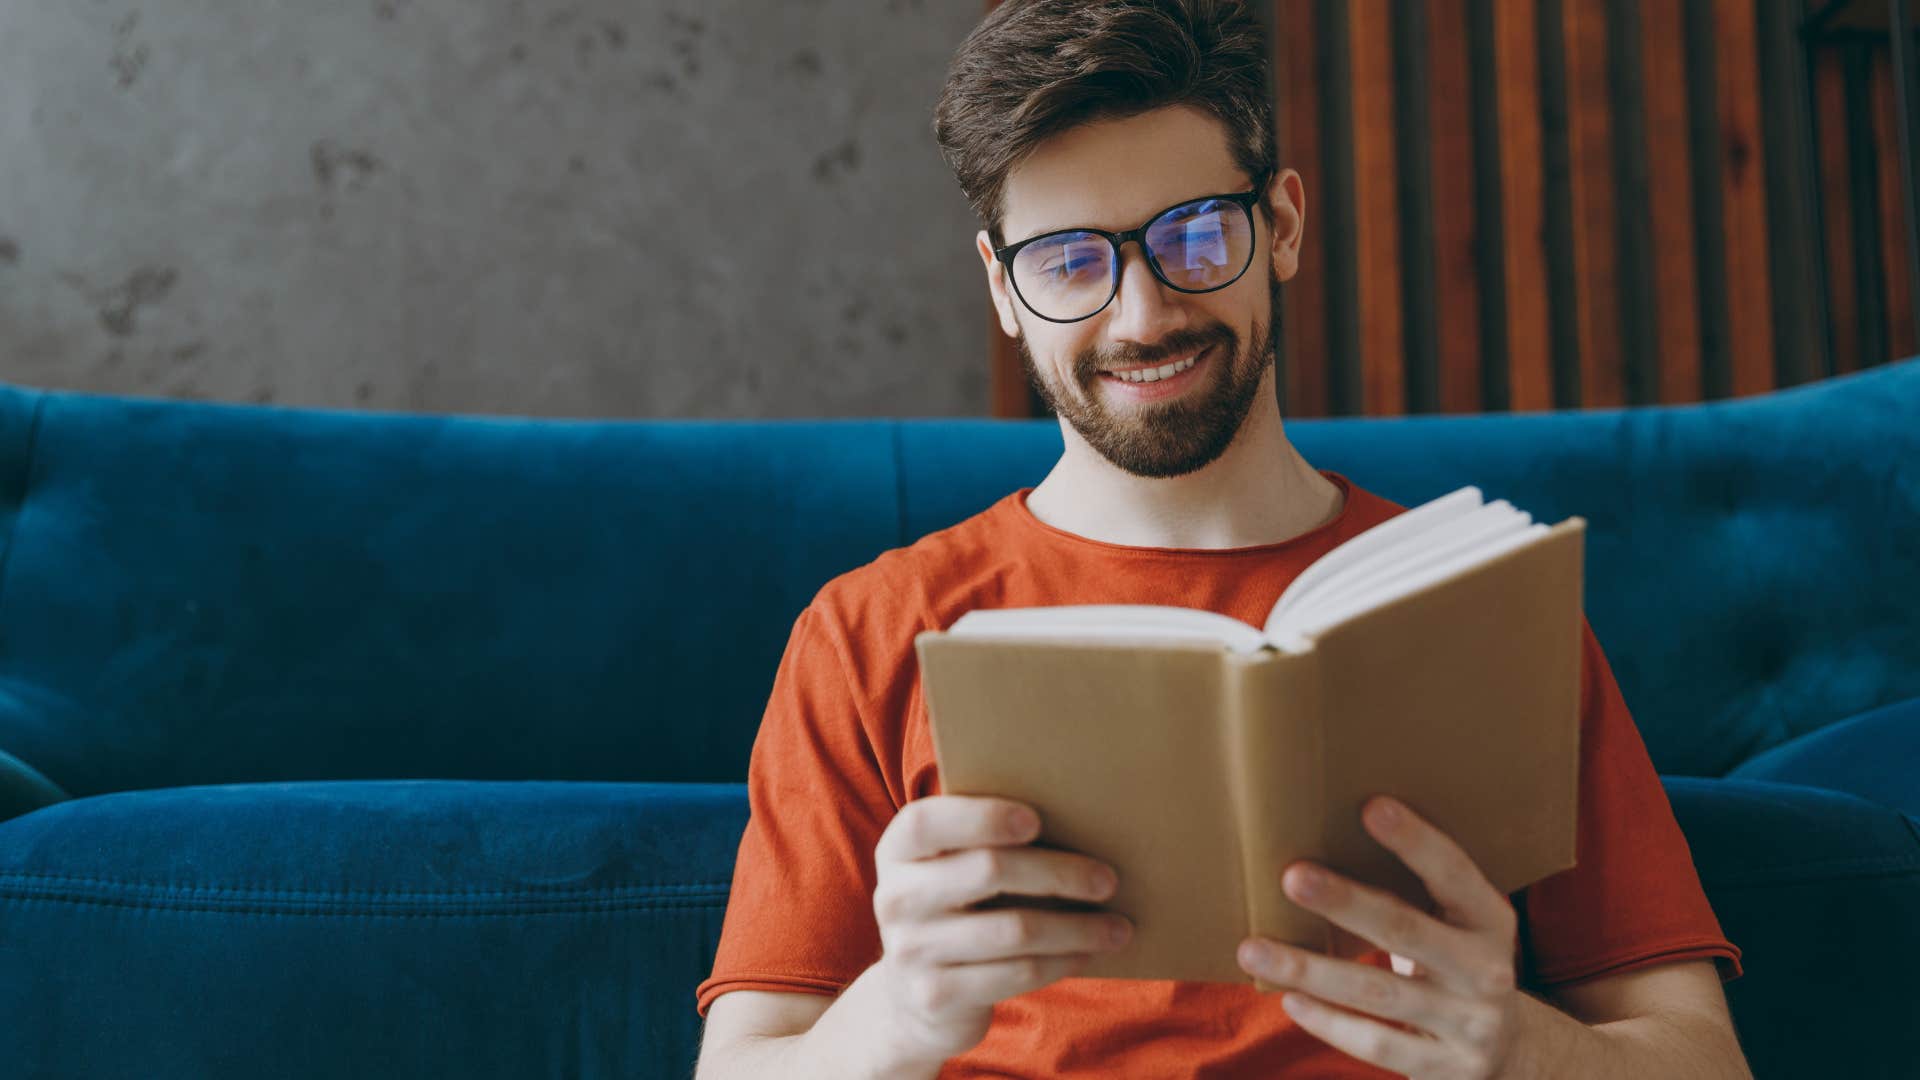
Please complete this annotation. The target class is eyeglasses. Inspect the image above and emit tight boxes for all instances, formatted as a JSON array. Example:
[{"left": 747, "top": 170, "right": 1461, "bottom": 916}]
[{"left": 992, "top": 179, "right": 1266, "bottom": 323}]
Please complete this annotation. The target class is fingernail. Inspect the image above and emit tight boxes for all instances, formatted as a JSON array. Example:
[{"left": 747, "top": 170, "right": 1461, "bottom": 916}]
[
  {"left": 1371, "top": 799, "right": 1400, "bottom": 828},
  {"left": 1239, "top": 940, "right": 1270, "bottom": 968},
  {"left": 1108, "top": 918, "right": 1132, "bottom": 947},
  {"left": 1091, "top": 868, "right": 1118, "bottom": 898},
  {"left": 1291, "top": 867, "right": 1324, "bottom": 899},
  {"left": 1009, "top": 809, "right": 1039, "bottom": 837}
]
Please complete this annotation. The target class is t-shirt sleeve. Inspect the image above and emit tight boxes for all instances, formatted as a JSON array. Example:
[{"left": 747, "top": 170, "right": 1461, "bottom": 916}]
[
  {"left": 695, "top": 603, "right": 897, "bottom": 1017},
  {"left": 1517, "top": 618, "right": 1745, "bottom": 990}
]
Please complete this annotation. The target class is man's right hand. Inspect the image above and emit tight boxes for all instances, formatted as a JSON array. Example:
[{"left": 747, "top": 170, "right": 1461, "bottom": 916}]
[{"left": 868, "top": 794, "right": 1133, "bottom": 1065}]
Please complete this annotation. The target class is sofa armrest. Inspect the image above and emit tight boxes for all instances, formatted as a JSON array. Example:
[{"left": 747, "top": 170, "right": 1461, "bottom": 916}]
[{"left": 1724, "top": 696, "right": 1920, "bottom": 818}]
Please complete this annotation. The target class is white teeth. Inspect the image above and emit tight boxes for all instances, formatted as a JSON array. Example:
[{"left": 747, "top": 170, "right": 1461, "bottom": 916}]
[{"left": 1111, "top": 352, "right": 1200, "bottom": 383}]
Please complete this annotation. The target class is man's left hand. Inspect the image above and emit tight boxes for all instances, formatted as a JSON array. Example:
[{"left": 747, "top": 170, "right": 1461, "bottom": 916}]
[{"left": 1236, "top": 795, "right": 1559, "bottom": 1078}]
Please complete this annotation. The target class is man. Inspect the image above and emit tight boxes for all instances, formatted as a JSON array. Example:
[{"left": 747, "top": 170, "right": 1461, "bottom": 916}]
[{"left": 694, "top": 2, "right": 1751, "bottom": 1076}]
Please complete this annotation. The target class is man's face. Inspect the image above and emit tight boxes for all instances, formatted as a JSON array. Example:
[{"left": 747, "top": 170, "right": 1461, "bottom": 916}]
[{"left": 976, "top": 105, "right": 1305, "bottom": 479}]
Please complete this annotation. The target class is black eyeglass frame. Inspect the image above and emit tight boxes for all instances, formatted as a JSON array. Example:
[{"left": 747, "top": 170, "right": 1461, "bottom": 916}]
[{"left": 991, "top": 177, "right": 1270, "bottom": 324}]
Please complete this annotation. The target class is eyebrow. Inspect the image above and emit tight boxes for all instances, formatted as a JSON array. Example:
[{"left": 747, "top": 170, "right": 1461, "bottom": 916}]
[{"left": 1008, "top": 187, "right": 1247, "bottom": 248}]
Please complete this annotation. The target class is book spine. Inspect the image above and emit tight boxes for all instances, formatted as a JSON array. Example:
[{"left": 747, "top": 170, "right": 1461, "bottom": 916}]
[{"left": 1222, "top": 648, "right": 1332, "bottom": 991}]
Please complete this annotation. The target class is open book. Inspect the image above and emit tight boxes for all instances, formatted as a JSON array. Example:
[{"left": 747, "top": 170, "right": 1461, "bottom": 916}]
[{"left": 912, "top": 486, "right": 1586, "bottom": 990}]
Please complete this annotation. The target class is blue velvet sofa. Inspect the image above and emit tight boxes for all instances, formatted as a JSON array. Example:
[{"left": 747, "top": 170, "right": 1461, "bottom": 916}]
[{"left": 0, "top": 360, "right": 1915, "bottom": 1079}]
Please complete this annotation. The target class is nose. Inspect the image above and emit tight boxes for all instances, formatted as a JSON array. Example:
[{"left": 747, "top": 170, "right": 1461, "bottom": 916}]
[{"left": 1102, "top": 241, "right": 1188, "bottom": 345}]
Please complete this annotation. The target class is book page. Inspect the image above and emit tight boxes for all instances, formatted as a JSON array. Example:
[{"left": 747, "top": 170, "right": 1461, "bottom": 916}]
[
  {"left": 949, "top": 605, "right": 1268, "bottom": 653},
  {"left": 1264, "top": 486, "right": 1486, "bottom": 633},
  {"left": 1288, "top": 503, "right": 1532, "bottom": 622},
  {"left": 1271, "top": 524, "right": 1550, "bottom": 642}
]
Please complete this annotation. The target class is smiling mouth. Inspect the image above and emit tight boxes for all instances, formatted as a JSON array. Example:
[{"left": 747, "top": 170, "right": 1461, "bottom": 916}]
[{"left": 1097, "top": 344, "right": 1214, "bottom": 385}]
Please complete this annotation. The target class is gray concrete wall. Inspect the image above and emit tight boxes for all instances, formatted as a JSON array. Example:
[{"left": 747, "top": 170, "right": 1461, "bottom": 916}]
[{"left": 0, "top": 0, "right": 989, "bottom": 418}]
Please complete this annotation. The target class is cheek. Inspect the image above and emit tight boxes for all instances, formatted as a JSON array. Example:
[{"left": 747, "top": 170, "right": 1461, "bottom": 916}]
[{"left": 1032, "top": 333, "right": 1094, "bottom": 380}]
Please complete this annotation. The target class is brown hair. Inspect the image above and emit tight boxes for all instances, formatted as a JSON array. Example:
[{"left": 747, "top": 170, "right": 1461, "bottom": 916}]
[{"left": 933, "top": 0, "right": 1276, "bottom": 248}]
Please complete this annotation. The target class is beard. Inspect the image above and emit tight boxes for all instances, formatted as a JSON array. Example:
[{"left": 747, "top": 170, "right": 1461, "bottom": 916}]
[{"left": 1017, "top": 275, "right": 1280, "bottom": 480}]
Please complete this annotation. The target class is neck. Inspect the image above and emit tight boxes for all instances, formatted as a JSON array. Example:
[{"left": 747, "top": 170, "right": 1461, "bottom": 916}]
[{"left": 1025, "top": 366, "right": 1344, "bottom": 550}]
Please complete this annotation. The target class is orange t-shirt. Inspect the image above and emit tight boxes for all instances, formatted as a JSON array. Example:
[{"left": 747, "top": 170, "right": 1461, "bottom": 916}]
[{"left": 695, "top": 471, "right": 1743, "bottom": 1077}]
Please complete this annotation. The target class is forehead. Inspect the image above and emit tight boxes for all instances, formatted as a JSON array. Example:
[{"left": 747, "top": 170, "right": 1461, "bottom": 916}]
[{"left": 1000, "top": 104, "right": 1245, "bottom": 243}]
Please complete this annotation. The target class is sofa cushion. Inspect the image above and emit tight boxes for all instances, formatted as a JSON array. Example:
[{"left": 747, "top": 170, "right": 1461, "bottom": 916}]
[
  {"left": 1663, "top": 777, "right": 1920, "bottom": 1078},
  {"left": 0, "top": 780, "right": 746, "bottom": 1079}
]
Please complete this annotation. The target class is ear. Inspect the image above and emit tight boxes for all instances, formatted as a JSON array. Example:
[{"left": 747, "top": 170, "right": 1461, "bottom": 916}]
[
  {"left": 1265, "top": 169, "right": 1306, "bottom": 283},
  {"left": 977, "top": 230, "right": 1023, "bottom": 339}
]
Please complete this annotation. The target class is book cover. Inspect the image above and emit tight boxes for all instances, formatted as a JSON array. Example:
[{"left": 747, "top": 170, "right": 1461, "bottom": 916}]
[{"left": 912, "top": 515, "right": 1585, "bottom": 990}]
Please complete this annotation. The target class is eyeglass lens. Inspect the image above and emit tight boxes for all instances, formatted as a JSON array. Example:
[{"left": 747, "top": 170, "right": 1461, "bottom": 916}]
[{"left": 1009, "top": 196, "right": 1253, "bottom": 321}]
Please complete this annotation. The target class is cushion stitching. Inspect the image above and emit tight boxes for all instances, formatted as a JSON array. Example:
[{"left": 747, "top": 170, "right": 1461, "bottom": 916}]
[
  {"left": 1703, "top": 863, "right": 1920, "bottom": 890},
  {"left": 0, "top": 872, "right": 731, "bottom": 897},
  {"left": 1704, "top": 853, "right": 1920, "bottom": 880},
  {"left": 0, "top": 892, "right": 728, "bottom": 917}
]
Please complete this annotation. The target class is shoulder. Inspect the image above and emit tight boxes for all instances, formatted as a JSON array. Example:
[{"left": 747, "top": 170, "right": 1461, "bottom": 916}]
[{"left": 804, "top": 494, "right": 1021, "bottom": 655}]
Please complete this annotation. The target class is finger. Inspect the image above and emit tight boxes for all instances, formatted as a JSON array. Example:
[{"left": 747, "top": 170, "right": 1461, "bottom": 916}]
[
  {"left": 876, "top": 795, "right": 1040, "bottom": 864},
  {"left": 1361, "top": 796, "right": 1516, "bottom": 937},
  {"left": 877, "top": 844, "right": 1118, "bottom": 922},
  {"left": 914, "top": 952, "right": 1096, "bottom": 1012},
  {"left": 1280, "top": 992, "right": 1456, "bottom": 1077},
  {"left": 1240, "top": 938, "right": 1489, "bottom": 1045},
  {"left": 903, "top": 907, "right": 1131, "bottom": 966},
  {"left": 1390, "top": 952, "right": 1419, "bottom": 978},
  {"left": 1281, "top": 862, "right": 1489, "bottom": 993}
]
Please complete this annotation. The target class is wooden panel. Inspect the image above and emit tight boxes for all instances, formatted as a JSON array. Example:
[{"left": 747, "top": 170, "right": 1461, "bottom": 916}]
[
  {"left": 1712, "top": 0, "right": 1775, "bottom": 397},
  {"left": 1348, "top": 0, "right": 1406, "bottom": 415},
  {"left": 1493, "top": 0, "right": 1553, "bottom": 411},
  {"left": 1752, "top": 0, "right": 1822, "bottom": 389},
  {"left": 1563, "top": 0, "right": 1623, "bottom": 408},
  {"left": 1427, "top": 0, "right": 1484, "bottom": 414},
  {"left": 1871, "top": 46, "right": 1919, "bottom": 361},
  {"left": 1639, "top": 0, "right": 1704, "bottom": 404},
  {"left": 1815, "top": 46, "right": 1861, "bottom": 374},
  {"left": 1392, "top": 0, "right": 1440, "bottom": 414},
  {"left": 1277, "top": 0, "right": 1331, "bottom": 418}
]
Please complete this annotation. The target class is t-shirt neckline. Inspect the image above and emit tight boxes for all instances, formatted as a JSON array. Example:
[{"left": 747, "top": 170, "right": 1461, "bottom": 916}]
[{"left": 1006, "top": 470, "right": 1357, "bottom": 558}]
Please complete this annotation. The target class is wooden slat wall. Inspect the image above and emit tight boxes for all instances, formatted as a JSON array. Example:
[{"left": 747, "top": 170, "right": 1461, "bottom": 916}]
[
  {"left": 1348, "top": 2, "right": 1407, "bottom": 415},
  {"left": 1641, "top": 0, "right": 1707, "bottom": 403},
  {"left": 1427, "top": 0, "right": 1486, "bottom": 413},
  {"left": 984, "top": 0, "right": 1917, "bottom": 418},
  {"left": 1277, "top": 0, "right": 1331, "bottom": 418},
  {"left": 1714, "top": 0, "right": 1778, "bottom": 399},
  {"left": 1870, "top": 47, "right": 1920, "bottom": 362}
]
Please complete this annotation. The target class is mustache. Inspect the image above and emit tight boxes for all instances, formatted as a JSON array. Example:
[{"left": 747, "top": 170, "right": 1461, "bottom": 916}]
[{"left": 1078, "top": 327, "right": 1236, "bottom": 376}]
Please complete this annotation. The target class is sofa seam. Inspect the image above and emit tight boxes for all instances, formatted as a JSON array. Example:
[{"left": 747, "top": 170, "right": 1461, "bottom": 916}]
[
  {"left": 0, "top": 872, "right": 732, "bottom": 898},
  {"left": 0, "top": 892, "right": 729, "bottom": 918},
  {"left": 0, "top": 389, "right": 47, "bottom": 621},
  {"left": 1701, "top": 850, "right": 1920, "bottom": 877},
  {"left": 1702, "top": 861, "right": 1920, "bottom": 890}
]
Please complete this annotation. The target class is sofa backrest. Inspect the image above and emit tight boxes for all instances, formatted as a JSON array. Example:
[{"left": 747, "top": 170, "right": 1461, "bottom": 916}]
[{"left": 0, "top": 361, "right": 1914, "bottom": 796}]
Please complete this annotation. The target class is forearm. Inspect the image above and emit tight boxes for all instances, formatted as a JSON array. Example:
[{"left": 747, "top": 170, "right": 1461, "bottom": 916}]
[
  {"left": 1510, "top": 990, "right": 1753, "bottom": 1079},
  {"left": 698, "top": 965, "right": 950, "bottom": 1080}
]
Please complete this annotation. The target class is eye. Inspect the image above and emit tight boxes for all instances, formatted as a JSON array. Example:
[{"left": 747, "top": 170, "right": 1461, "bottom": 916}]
[
  {"left": 1036, "top": 238, "right": 1108, "bottom": 278},
  {"left": 1042, "top": 253, "right": 1104, "bottom": 276}
]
